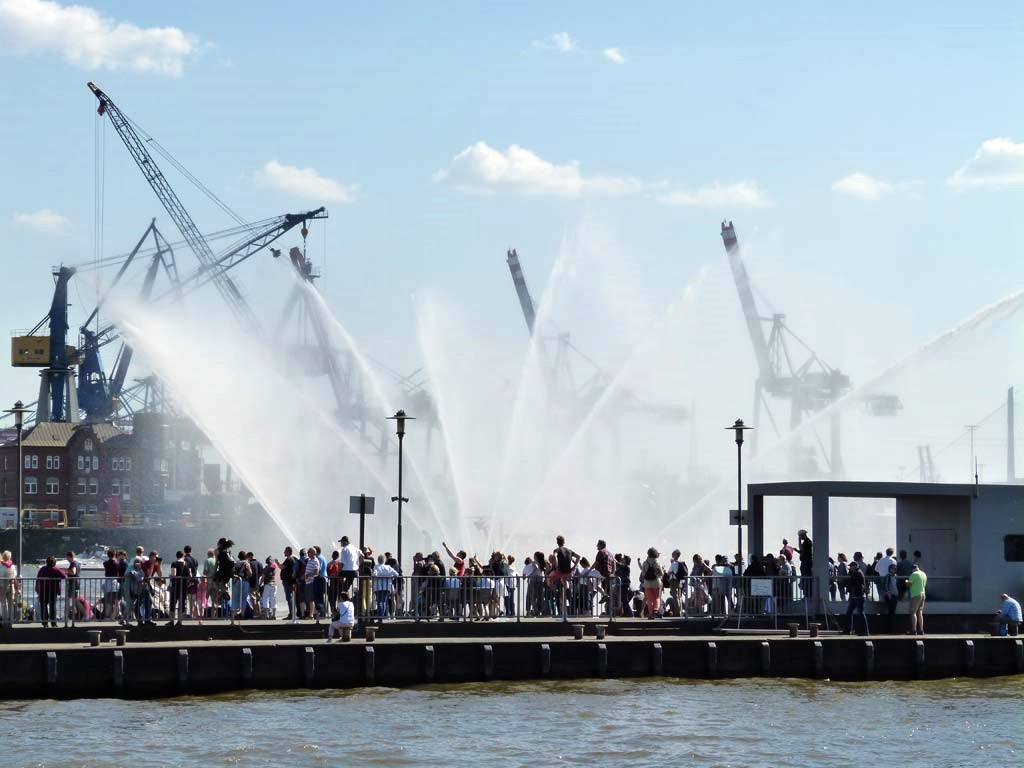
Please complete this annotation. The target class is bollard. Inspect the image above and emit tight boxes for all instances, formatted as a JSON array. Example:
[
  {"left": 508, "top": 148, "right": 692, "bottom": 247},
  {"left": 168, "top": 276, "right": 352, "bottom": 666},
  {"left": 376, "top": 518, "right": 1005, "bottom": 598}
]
[
  {"left": 540, "top": 643, "right": 551, "bottom": 676},
  {"left": 88, "top": 630, "right": 102, "bottom": 647},
  {"left": 572, "top": 625, "right": 584, "bottom": 640},
  {"left": 364, "top": 626, "right": 377, "bottom": 643},
  {"left": 808, "top": 623, "right": 820, "bottom": 638},
  {"left": 963, "top": 640, "right": 975, "bottom": 675},
  {"left": 341, "top": 626, "right": 352, "bottom": 642},
  {"left": 787, "top": 623, "right": 799, "bottom": 638},
  {"left": 652, "top": 642, "right": 663, "bottom": 675},
  {"left": 597, "top": 643, "right": 608, "bottom": 677},
  {"left": 423, "top": 645, "right": 435, "bottom": 682},
  {"left": 115, "top": 629, "right": 129, "bottom": 647},
  {"left": 760, "top": 641, "right": 771, "bottom": 675},
  {"left": 483, "top": 644, "right": 494, "bottom": 680},
  {"left": 864, "top": 641, "right": 875, "bottom": 680},
  {"left": 365, "top": 646, "right": 375, "bottom": 683},
  {"left": 595, "top": 624, "right": 607, "bottom": 640}
]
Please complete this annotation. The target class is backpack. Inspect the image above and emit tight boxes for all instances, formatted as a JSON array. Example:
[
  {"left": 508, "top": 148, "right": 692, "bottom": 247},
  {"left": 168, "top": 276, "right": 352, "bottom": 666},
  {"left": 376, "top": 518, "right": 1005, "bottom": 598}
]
[{"left": 643, "top": 563, "right": 658, "bottom": 581}]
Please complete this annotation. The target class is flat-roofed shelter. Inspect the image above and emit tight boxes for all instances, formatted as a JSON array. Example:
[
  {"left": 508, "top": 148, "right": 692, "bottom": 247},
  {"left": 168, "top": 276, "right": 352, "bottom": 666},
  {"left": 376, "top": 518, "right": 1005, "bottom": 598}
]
[{"left": 747, "top": 481, "right": 1024, "bottom": 615}]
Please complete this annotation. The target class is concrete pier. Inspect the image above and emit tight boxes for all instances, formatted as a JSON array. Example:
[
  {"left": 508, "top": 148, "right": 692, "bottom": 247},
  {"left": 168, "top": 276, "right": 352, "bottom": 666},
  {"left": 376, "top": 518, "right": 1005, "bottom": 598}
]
[{"left": 0, "top": 632, "right": 1020, "bottom": 698}]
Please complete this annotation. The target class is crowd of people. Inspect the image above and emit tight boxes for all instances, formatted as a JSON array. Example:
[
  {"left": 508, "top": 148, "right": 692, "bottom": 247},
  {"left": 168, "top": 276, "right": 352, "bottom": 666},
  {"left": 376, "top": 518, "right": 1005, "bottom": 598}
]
[{"left": 0, "top": 531, "right": 1020, "bottom": 638}]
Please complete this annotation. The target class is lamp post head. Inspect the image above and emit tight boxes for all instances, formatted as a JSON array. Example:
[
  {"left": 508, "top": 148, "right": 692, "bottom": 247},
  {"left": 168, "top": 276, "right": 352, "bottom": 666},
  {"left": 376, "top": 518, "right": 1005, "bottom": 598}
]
[
  {"left": 387, "top": 409, "right": 416, "bottom": 438},
  {"left": 725, "top": 418, "right": 753, "bottom": 446},
  {"left": 5, "top": 400, "right": 29, "bottom": 431}
]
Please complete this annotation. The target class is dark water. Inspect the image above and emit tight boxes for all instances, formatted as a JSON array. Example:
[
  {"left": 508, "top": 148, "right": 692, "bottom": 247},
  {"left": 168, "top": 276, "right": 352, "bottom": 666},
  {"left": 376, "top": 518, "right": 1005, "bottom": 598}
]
[{"left": 1, "top": 677, "right": 1020, "bottom": 767}]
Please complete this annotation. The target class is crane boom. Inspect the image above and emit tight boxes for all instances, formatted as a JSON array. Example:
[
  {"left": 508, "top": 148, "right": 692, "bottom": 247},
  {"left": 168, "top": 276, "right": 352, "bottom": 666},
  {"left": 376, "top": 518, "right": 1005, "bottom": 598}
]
[
  {"left": 88, "top": 81, "right": 254, "bottom": 325},
  {"left": 721, "top": 221, "right": 774, "bottom": 387},
  {"left": 506, "top": 248, "right": 537, "bottom": 335}
]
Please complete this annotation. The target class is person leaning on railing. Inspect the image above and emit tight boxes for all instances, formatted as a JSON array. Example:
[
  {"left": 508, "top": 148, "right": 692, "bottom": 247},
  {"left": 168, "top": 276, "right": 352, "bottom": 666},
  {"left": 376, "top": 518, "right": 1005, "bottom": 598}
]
[{"left": 36, "top": 555, "right": 65, "bottom": 628}]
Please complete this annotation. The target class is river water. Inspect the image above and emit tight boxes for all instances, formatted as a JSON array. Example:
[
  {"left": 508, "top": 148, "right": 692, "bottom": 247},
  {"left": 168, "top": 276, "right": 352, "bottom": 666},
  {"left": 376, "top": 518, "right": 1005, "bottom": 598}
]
[{"left": 1, "top": 676, "right": 1019, "bottom": 766}]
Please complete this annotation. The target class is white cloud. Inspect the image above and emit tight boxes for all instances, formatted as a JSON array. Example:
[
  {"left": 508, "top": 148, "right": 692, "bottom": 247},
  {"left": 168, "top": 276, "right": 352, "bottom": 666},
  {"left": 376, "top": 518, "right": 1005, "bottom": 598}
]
[
  {"left": 658, "top": 181, "right": 771, "bottom": 209},
  {"left": 831, "top": 172, "right": 923, "bottom": 200},
  {"left": 603, "top": 47, "right": 626, "bottom": 65},
  {"left": 433, "top": 141, "right": 640, "bottom": 198},
  {"left": 0, "top": 0, "right": 198, "bottom": 77},
  {"left": 14, "top": 208, "right": 68, "bottom": 233},
  {"left": 255, "top": 160, "right": 357, "bottom": 204},
  {"left": 832, "top": 172, "right": 895, "bottom": 201},
  {"left": 533, "top": 32, "right": 577, "bottom": 53},
  {"left": 947, "top": 138, "right": 1024, "bottom": 188}
]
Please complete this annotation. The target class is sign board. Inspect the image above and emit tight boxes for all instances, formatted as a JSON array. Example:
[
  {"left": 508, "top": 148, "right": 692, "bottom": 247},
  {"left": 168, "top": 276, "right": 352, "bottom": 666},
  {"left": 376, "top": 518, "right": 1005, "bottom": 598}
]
[
  {"left": 750, "top": 578, "right": 773, "bottom": 597},
  {"left": 349, "top": 495, "right": 375, "bottom": 516},
  {"left": 729, "top": 508, "right": 748, "bottom": 525},
  {"left": 0, "top": 507, "right": 16, "bottom": 530}
]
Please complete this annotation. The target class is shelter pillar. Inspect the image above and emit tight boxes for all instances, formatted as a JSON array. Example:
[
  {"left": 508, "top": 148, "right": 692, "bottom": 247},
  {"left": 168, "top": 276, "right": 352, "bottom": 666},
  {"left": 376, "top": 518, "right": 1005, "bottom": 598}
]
[
  {"left": 811, "top": 493, "right": 830, "bottom": 606},
  {"left": 749, "top": 492, "right": 764, "bottom": 563}
]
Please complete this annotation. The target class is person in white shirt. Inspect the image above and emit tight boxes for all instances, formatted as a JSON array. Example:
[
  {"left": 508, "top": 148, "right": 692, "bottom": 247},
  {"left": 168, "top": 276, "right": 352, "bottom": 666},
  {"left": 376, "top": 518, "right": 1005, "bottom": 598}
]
[
  {"left": 338, "top": 536, "right": 361, "bottom": 592},
  {"left": 372, "top": 555, "right": 398, "bottom": 619},
  {"left": 0, "top": 550, "right": 18, "bottom": 625},
  {"left": 326, "top": 591, "right": 357, "bottom": 641},
  {"left": 874, "top": 548, "right": 897, "bottom": 600}
]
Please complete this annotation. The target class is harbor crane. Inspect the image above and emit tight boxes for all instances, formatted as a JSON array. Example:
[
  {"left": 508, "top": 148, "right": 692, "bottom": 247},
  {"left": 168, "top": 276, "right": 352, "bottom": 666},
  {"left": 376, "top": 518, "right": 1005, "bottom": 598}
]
[
  {"left": 720, "top": 221, "right": 901, "bottom": 477},
  {"left": 504, "top": 248, "right": 688, "bottom": 422}
]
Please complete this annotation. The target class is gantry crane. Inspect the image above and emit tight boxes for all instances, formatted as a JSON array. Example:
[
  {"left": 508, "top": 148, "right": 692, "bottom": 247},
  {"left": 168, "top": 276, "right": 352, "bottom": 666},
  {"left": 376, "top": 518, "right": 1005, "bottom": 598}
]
[{"left": 721, "top": 221, "right": 900, "bottom": 477}]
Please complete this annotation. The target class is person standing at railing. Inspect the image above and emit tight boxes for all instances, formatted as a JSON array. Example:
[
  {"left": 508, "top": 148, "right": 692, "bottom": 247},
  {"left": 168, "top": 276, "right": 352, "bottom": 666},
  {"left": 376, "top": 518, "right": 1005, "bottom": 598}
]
[
  {"left": 280, "top": 547, "right": 296, "bottom": 621},
  {"left": 213, "top": 539, "right": 235, "bottom": 619},
  {"left": 326, "top": 550, "right": 341, "bottom": 618},
  {"left": 303, "top": 547, "right": 322, "bottom": 622},
  {"left": 372, "top": 554, "right": 398, "bottom": 619},
  {"left": 200, "top": 548, "right": 215, "bottom": 619},
  {"left": 908, "top": 564, "right": 927, "bottom": 636},
  {"left": 879, "top": 564, "right": 899, "bottom": 633},
  {"left": 384, "top": 551, "right": 401, "bottom": 618},
  {"left": 167, "top": 551, "right": 188, "bottom": 626},
  {"left": 640, "top": 548, "right": 664, "bottom": 619},
  {"left": 105, "top": 549, "right": 125, "bottom": 623},
  {"left": 358, "top": 547, "right": 374, "bottom": 618},
  {"left": 504, "top": 555, "right": 518, "bottom": 618},
  {"left": 36, "top": 555, "right": 65, "bottom": 628},
  {"left": 845, "top": 560, "right": 869, "bottom": 636},
  {"left": 594, "top": 542, "right": 615, "bottom": 618},
  {"left": 876, "top": 548, "right": 897, "bottom": 602},
  {"left": 183, "top": 546, "right": 199, "bottom": 621},
  {"left": 896, "top": 550, "right": 913, "bottom": 600},
  {"left": 0, "top": 550, "right": 18, "bottom": 626},
  {"left": 797, "top": 529, "right": 813, "bottom": 600},
  {"left": 63, "top": 551, "right": 81, "bottom": 625},
  {"left": 260, "top": 557, "right": 278, "bottom": 619},
  {"left": 313, "top": 546, "right": 328, "bottom": 618},
  {"left": 338, "top": 536, "right": 361, "bottom": 594}
]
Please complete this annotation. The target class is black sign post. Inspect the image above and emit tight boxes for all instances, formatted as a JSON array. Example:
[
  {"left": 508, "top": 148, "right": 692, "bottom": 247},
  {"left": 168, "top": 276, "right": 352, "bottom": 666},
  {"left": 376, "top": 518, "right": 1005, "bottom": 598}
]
[{"left": 349, "top": 494, "right": 375, "bottom": 552}]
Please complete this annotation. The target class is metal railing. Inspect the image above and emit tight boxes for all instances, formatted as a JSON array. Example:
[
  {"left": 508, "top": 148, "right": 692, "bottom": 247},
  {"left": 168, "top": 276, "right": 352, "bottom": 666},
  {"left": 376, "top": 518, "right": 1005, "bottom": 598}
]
[{"left": 0, "top": 572, "right": 973, "bottom": 627}]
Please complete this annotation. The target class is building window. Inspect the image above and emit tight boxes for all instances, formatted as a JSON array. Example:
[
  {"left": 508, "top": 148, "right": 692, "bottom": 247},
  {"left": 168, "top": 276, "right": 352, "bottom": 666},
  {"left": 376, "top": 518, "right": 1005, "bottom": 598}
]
[
  {"left": 91, "top": 456, "right": 99, "bottom": 471},
  {"left": 45, "top": 455, "right": 53, "bottom": 470},
  {"left": 77, "top": 478, "right": 86, "bottom": 495},
  {"left": 77, "top": 456, "right": 84, "bottom": 471},
  {"left": 126, "top": 457, "right": 132, "bottom": 471},
  {"left": 53, "top": 456, "right": 60, "bottom": 470},
  {"left": 77, "top": 505, "right": 86, "bottom": 518},
  {"left": 84, "top": 439, "right": 93, "bottom": 452},
  {"left": 87, "top": 505, "right": 97, "bottom": 515},
  {"left": 24, "top": 477, "right": 37, "bottom": 494},
  {"left": 111, "top": 478, "right": 120, "bottom": 496},
  {"left": 1005, "top": 535, "right": 1024, "bottom": 562},
  {"left": 122, "top": 480, "right": 131, "bottom": 500},
  {"left": 88, "top": 478, "right": 98, "bottom": 495},
  {"left": 45, "top": 477, "right": 59, "bottom": 495}
]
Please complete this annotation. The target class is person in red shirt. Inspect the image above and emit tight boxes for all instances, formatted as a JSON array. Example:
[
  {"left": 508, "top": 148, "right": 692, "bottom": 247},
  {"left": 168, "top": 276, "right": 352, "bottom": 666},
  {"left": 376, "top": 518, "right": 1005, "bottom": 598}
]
[{"left": 35, "top": 555, "right": 66, "bottom": 628}]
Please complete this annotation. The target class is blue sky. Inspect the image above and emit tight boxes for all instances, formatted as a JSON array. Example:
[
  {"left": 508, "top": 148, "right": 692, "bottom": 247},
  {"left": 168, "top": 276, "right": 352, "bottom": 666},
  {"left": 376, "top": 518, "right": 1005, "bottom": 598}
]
[{"left": 1, "top": 1, "right": 1023, "bottom": 444}]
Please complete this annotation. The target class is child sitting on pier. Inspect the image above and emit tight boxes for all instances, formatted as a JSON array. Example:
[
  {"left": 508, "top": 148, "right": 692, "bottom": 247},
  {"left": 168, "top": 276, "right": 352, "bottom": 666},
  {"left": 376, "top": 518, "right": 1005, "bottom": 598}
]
[{"left": 326, "top": 591, "right": 357, "bottom": 642}]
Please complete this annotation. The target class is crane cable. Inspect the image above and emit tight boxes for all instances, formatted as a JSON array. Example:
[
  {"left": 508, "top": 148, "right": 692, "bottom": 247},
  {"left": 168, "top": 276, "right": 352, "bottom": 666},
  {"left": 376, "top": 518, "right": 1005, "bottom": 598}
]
[{"left": 93, "top": 109, "right": 107, "bottom": 334}]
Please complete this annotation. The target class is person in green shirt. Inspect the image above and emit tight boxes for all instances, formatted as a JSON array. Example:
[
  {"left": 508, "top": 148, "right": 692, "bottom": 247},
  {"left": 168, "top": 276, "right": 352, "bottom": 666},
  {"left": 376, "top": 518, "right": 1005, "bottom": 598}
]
[{"left": 908, "top": 564, "right": 927, "bottom": 635}]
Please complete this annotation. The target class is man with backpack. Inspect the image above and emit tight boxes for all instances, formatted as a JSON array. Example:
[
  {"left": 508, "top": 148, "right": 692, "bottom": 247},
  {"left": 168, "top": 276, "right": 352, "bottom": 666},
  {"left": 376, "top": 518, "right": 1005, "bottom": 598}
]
[
  {"left": 640, "top": 548, "right": 664, "bottom": 619},
  {"left": 594, "top": 540, "right": 615, "bottom": 615}
]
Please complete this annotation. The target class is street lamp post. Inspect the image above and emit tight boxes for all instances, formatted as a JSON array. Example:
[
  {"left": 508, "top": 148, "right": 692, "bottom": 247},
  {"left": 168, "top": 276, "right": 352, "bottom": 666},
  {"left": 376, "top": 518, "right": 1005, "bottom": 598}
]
[
  {"left": 387, "top": 410, "right": 414, "bottom": 574},
  {"left": 726, "top": 418, "right": 754, "bottom": 565},
  {"left": 4, "top": 401, "right": 30, "bottom": 575}
]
